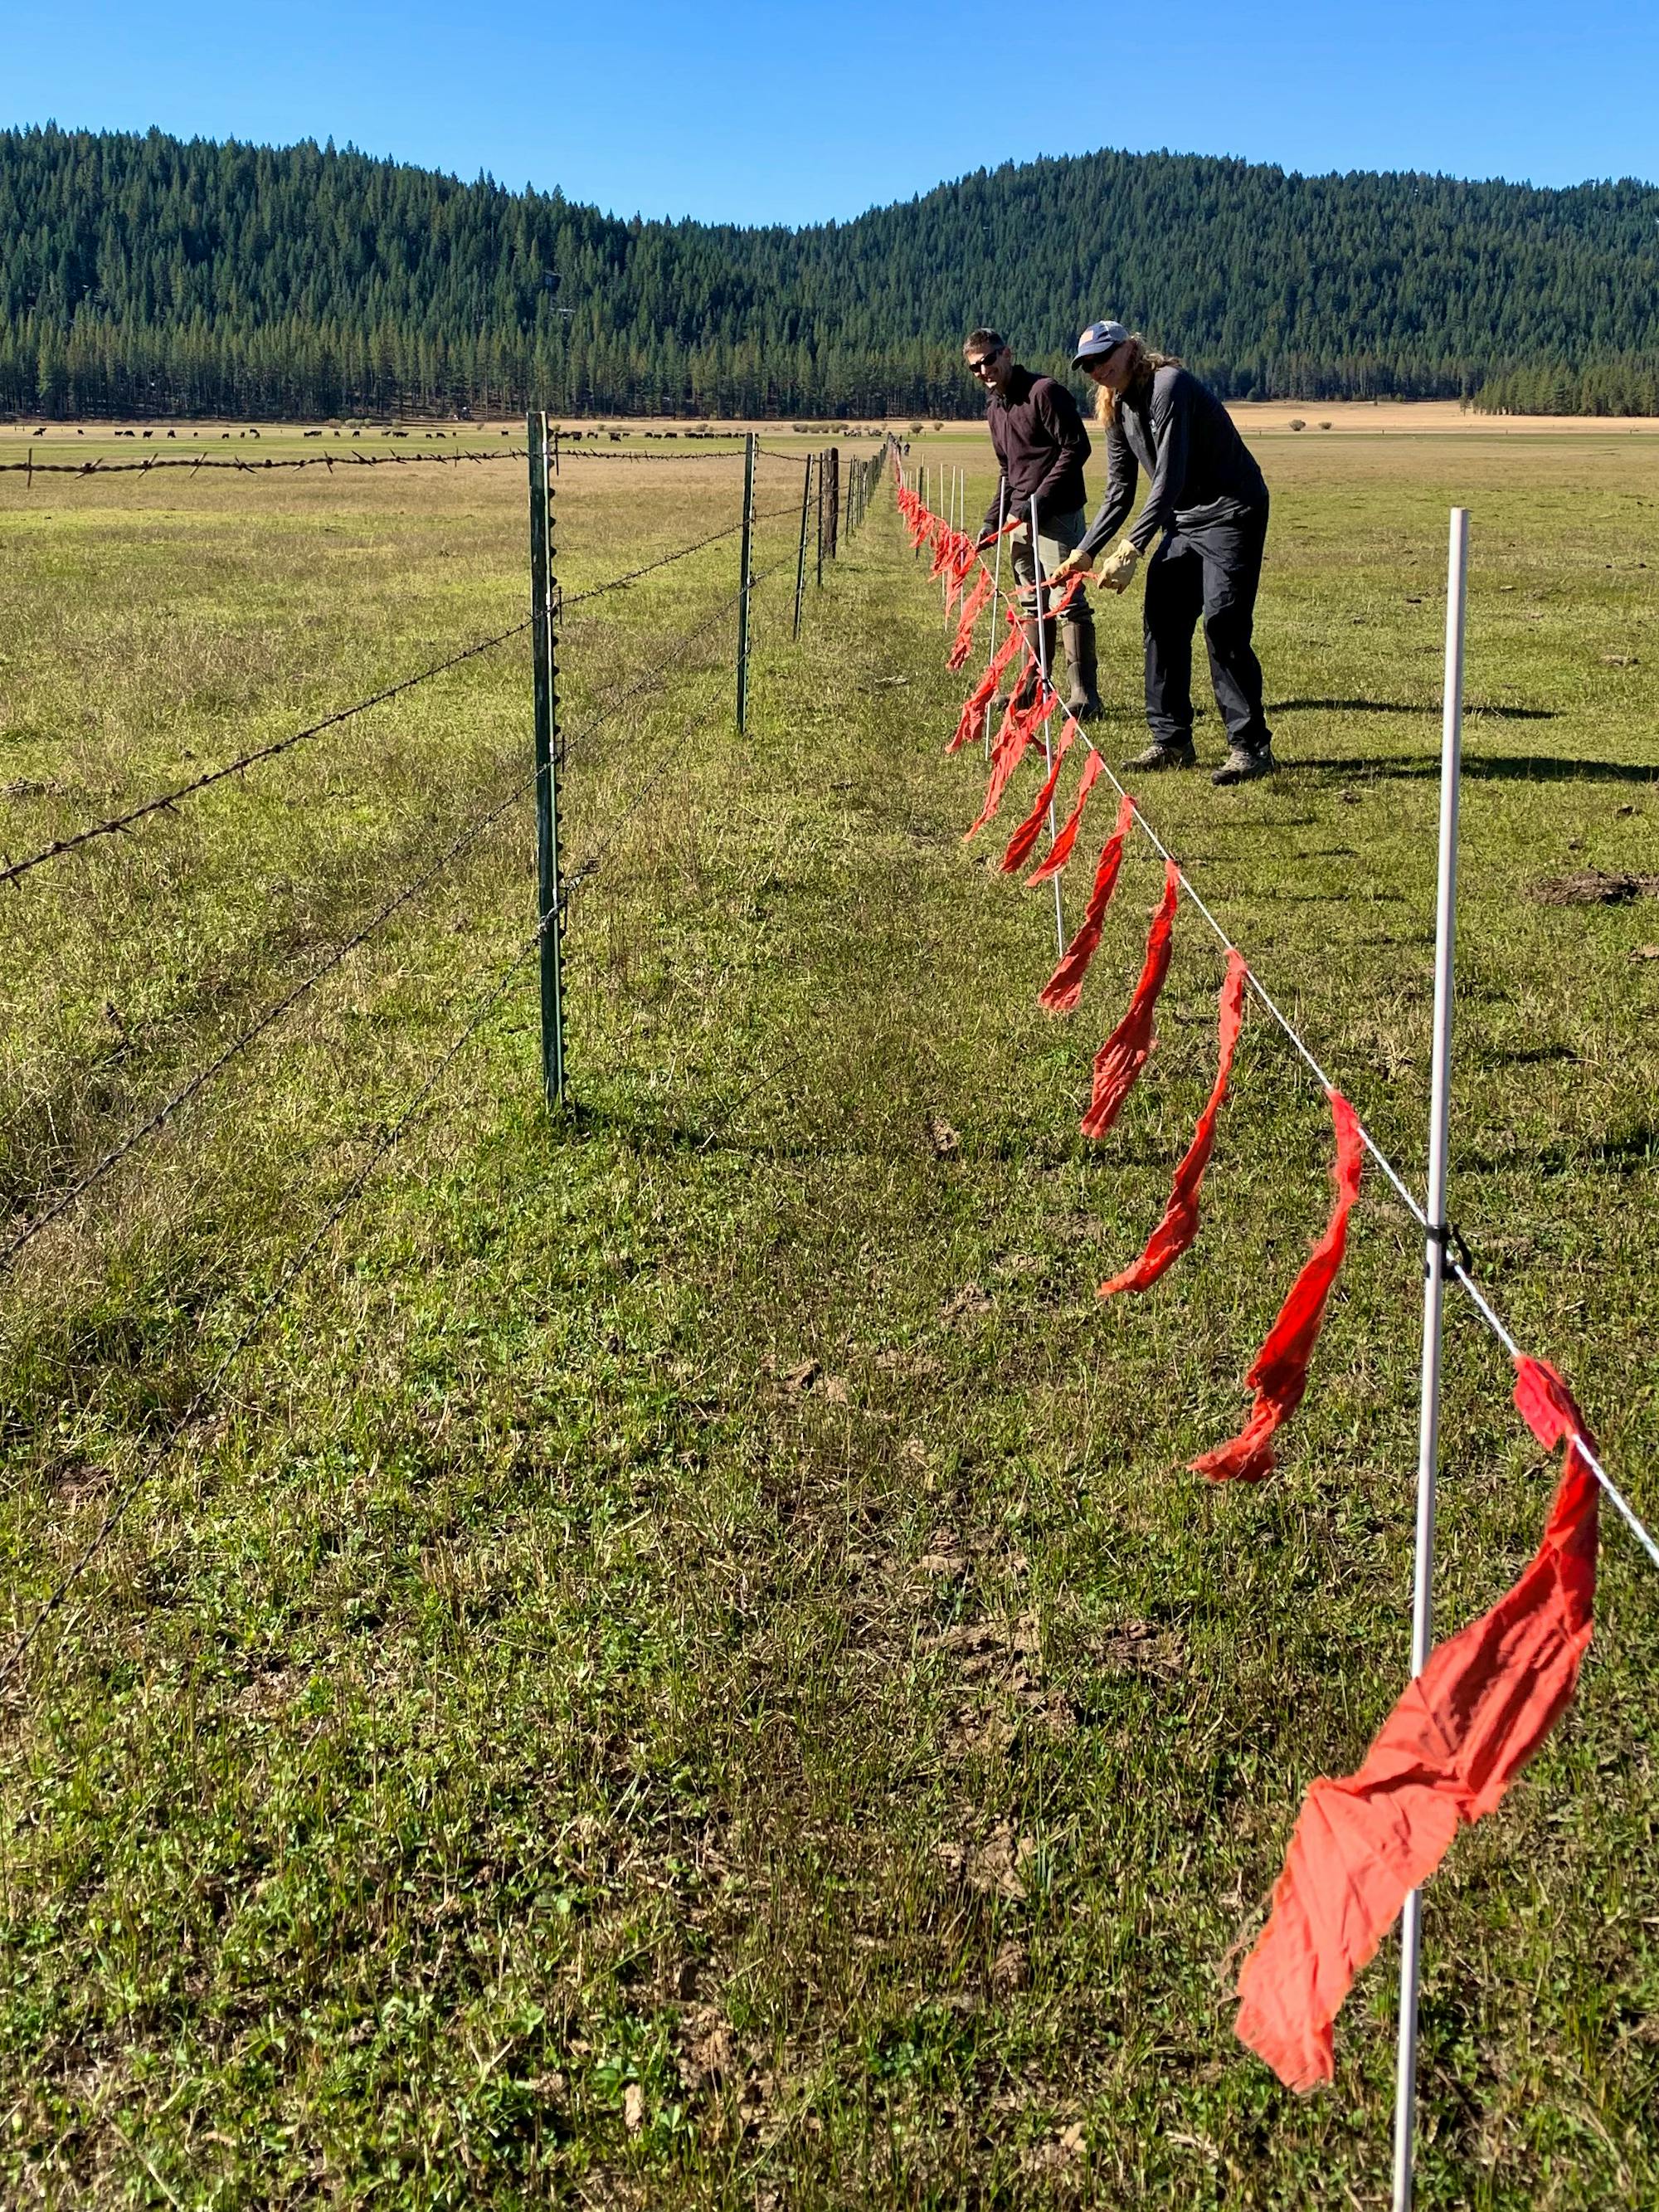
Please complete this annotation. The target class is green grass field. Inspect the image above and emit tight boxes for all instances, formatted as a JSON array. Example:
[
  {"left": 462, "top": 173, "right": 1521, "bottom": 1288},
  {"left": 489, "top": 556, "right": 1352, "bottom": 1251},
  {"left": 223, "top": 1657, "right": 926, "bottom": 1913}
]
[{"left": 1, "top": 421, "right": 1655, "bottom": 2208}]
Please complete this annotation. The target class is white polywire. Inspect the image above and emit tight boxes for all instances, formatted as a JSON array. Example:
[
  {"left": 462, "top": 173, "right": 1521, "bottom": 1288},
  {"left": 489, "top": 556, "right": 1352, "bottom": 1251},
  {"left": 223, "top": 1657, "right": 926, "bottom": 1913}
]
[
  {"left": 917, "top": 509, "right": 1659, "bottom": 1573},
  {"left": 1029, "top": 496, "right": 1067, "bottom": 957}
]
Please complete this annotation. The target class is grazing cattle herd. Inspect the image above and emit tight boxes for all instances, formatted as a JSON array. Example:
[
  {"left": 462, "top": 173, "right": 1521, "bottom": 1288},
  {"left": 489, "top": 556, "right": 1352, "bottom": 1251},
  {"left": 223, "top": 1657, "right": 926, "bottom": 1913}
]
[{"left": 11, "top": 417, "right": 895, "bottom": 445}]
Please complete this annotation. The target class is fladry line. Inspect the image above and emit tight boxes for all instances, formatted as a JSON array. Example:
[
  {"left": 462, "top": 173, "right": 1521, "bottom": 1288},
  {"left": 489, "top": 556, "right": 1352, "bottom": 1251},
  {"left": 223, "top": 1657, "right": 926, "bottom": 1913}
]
[{"left": 954, "top": 532, "right": 1659, "bottom": 1566}]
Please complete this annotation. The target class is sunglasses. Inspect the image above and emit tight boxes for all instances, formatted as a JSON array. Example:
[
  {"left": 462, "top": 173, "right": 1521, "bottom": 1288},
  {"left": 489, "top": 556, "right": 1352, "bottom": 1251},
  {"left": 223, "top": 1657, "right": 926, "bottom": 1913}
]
[{"left": 967, "top": 353, "right": 1002, "bottom": 374}]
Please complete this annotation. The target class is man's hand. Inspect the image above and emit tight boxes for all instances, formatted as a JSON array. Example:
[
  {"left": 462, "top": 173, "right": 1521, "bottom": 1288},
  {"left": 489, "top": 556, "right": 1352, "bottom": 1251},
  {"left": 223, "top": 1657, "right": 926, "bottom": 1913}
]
[
  {"left": 1050, "top": 552, "right": 1094, "bottom": 587},
  {"left": 1097, "top": 538, "right": 1141, "bottom": 593}
]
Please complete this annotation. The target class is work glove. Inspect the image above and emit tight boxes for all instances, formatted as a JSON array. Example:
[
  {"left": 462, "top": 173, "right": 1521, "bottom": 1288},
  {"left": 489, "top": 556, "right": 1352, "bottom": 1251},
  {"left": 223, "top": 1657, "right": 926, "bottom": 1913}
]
[
  {"left": 1097, "top": 538, "right": 1141, "bottom": 593},
  {"left": 1050, "top": 552, "right": 1094, "bottom": 587}
]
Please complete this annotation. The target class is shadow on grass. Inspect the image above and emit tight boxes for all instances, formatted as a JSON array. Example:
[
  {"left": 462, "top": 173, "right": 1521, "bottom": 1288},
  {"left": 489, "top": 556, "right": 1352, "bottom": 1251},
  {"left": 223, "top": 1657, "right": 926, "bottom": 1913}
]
[
  {"left": 1293, "top": 753, "right": 1657, "bottom": 786},
  {"left": 1270, "top": 696, "right": 1557, "bottom": 721},
  {"left": 1463, "top": 1121, "right": 1657, "bottom": 1177}
]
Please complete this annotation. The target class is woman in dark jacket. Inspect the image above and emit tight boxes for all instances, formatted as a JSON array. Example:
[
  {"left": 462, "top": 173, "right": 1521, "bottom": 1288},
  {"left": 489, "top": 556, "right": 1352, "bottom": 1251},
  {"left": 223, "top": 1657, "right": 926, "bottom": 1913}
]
[{"left": 1054, "top": 321, "right": 1276, "bottom": 787}]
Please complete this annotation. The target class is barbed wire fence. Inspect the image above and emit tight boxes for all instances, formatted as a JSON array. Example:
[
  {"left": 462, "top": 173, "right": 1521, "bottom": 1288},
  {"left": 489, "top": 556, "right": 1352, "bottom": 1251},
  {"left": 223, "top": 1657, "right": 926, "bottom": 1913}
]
[{"left": 0, "top": 415, "right": 889, "bottom": 1684}]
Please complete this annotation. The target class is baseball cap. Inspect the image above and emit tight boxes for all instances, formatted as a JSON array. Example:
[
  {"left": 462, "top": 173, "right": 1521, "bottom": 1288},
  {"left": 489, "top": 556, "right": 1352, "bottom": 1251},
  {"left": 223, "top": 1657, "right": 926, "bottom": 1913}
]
[{"left": 1073, "top": 319, "right": 1131, "bottom": 369}]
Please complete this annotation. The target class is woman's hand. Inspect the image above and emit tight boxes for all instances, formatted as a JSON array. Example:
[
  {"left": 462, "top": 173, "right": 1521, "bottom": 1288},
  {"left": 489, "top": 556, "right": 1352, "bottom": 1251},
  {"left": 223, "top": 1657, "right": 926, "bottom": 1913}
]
[
  {"left": 1050, "top": 552, "right": 1093, "bottom": 587},
  {"left": 1097, "top": 538, "right": 1141, "bottom": 592}
]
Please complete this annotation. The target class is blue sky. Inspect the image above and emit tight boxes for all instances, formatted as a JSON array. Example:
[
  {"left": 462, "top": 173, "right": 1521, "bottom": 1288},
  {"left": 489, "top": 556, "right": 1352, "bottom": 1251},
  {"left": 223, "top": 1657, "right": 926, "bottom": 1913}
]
[{"left": 4, "top": 0, "right": 1656, "bottom": 224}]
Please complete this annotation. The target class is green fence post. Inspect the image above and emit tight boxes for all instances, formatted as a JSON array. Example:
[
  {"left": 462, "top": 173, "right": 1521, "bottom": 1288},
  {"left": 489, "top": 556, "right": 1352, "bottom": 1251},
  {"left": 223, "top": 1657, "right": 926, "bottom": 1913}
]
[{"left": 527, "top": 409, "right": 567, "bottom": 1109}]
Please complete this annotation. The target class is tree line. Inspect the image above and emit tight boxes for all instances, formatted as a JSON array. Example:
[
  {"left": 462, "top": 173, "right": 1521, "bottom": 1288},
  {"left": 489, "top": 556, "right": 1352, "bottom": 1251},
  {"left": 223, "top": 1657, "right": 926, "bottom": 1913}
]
[{"left": 3, "top": 125, "right": 1657, "bottom": 421}]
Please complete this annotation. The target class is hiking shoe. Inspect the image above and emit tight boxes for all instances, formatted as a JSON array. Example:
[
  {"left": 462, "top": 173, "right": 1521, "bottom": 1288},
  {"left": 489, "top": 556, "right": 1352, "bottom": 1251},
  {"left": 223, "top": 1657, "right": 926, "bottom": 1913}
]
[
  {"left": 1211, "top": 744, "right": 1277, "bottom": 787},
  {"left": 1124, "top": 737, "right": 1197, "bottom": 772}
]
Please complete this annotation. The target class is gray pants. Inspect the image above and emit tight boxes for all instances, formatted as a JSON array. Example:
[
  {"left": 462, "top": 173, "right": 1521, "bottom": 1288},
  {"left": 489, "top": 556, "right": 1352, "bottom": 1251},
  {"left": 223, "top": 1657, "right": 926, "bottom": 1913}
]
[{"left": 1010, "top": 505, "right": 1097, "bottom": 665}]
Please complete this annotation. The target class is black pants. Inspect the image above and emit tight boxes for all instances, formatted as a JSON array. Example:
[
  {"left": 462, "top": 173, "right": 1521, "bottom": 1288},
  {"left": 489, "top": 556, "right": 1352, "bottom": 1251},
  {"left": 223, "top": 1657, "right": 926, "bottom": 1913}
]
[{"left": 1143, "top": 500, "right": 1271, "bottom": 753}]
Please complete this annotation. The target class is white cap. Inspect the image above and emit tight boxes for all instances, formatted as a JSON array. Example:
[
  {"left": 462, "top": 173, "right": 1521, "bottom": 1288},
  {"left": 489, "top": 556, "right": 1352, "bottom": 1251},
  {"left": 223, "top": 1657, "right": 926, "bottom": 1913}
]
[{"left": 1073, "top": 319, "right": 1131, "bottom": 369}]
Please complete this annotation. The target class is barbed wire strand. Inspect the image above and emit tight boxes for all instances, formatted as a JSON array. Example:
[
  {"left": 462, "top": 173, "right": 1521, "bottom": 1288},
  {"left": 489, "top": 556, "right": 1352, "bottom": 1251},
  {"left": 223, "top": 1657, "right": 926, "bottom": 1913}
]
[
  {"left": 0, "top": 765, "right": 539, "bottom": 1274},
  {"left": 559, "top": 442, "right": 802, "bottom": 465},
  {"left": 2, "top": 502, "right": 805, "bottom": 894},
  {"left": 0, "top": 540, "right": 801, "bottom": 1268},
  {"left": 1, "top": 446, "right": 530, "bottom": 476},
  {"left": 0, "top": 536, "right": 813, "bottom": 1674},
  {"left": 564, "top": 502, "right": 801, "bottom": 608},
  {"left": 932, "top": 495, "right": 1659, "bottom": 1568},
  {"left": 0, "top": 618, "right": 533, "bottom": 892},
  {"left": 2, "top": 439, "right": 825, "bottom": 480},
  {"left": 0, "top": 924, "right": 547, "bottom": 1691}
]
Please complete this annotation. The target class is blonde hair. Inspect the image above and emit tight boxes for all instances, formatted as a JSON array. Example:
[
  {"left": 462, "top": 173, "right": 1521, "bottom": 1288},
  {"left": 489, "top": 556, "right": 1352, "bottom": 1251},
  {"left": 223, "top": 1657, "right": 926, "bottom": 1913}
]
[{"left": 1094, "top": 335, "right": 1183, "bottom": 423}]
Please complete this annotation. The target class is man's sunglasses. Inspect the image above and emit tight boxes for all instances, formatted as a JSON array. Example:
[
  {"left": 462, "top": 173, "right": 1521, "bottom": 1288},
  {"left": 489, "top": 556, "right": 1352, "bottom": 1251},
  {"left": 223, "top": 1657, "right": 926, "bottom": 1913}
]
[{"left": 966, "top": 353, "right": 1002, "bottom": 374}]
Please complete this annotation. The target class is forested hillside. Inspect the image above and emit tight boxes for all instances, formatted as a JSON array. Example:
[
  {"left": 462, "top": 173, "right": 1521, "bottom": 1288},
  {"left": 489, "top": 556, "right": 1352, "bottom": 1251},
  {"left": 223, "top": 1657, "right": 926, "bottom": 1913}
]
[{"left": 4, "top": 124, "right": 1657, "bottom": 420}]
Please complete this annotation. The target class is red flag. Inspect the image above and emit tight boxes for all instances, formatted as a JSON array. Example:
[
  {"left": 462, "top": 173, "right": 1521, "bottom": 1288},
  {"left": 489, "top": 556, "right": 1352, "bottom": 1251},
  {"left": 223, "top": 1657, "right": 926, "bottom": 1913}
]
[
  {"left": 946, "top": 626, "right": 1022, "bottom": 756},
  {"left": 1233, "top": 1367, "right": 1599, "bottom": 2093},
  {"left": 1190, "top": 1091, "right": 1364, "bottom": 1484},
  {"left": 1079, "top": 861, "right": 1180, "bottom": 1136},
  {"left": 1000, "top": 721, "right": 1078, "bottom": 874},
  {"left": 1037, "top": 792, "right": 1136, "bottom": 1013},
  {"left": 963, "top": 693, "right": 1052, "bottom": 841},
  {"left": 1026, "top": 750, "right": 1106, "bottom": 885},
  {"left": 948, "top": 573, "right": 993, "bottom": 670},
  {"left": 1101, "top": 950, "right": 1249, "bottom": 1296}
]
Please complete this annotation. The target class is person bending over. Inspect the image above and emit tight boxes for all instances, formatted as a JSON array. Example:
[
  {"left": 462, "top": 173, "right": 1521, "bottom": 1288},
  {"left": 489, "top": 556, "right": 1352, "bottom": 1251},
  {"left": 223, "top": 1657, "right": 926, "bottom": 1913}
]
[
  {"left": 1054, "top": 321, "right": 1275, "bottom": 787},
  {"left": 964, "top": 328, "right": 1102, "bottom": 723}
]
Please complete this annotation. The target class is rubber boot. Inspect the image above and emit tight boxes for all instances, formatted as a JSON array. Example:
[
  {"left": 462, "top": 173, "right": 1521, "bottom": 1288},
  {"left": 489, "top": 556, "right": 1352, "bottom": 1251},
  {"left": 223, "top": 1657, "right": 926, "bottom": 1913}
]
[{"left": 1060, "top": 616, "right": 1102, "bottom": 724}]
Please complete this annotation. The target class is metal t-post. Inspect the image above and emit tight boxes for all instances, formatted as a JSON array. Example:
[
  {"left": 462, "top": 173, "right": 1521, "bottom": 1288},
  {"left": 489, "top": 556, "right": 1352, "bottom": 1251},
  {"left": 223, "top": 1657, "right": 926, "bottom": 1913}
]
[
  {"left": 815, "top": 450, "right": 825, "bottom": 590},
  {"left": 1029, "top": 495, "right": 1067, "bottom": 957},
  {"left": 527, "top": 410, "right": 567, "bottom": 1108},
  {"left": 736, "top": 431, "right": 756, "bottom": 732},
  {"left": 1392, "top": 506, "right": 1469, "bottom": 2212},
  {"left": 793, "top": 453, "right": 812, "bottom": 640}
]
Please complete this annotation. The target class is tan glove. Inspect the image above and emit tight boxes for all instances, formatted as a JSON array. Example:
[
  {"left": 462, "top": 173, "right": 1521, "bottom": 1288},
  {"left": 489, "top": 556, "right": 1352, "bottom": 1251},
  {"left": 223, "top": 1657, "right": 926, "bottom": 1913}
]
[
  {"left": 1050, "top": 551, "right": 1095, "bottom": 586},
  {"left": 1097, "top": 537, "right": 1141, "bottom": 592}
]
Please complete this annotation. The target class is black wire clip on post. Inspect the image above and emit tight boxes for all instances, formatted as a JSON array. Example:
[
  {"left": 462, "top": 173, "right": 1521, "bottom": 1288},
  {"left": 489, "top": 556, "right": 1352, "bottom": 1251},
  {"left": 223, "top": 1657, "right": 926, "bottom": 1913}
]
[
  {"left": 736, "top": 431, "right": 757, "bottom": 733},
  {"left": 528, "top": 411, "right": 567, "bottom": 1110}
]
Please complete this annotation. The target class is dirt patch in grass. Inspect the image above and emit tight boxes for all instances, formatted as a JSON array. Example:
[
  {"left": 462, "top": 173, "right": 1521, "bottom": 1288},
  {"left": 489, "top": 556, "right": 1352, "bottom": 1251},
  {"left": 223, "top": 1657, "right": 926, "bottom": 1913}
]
[{"left": 1529, "top": 867, "right": 1659, "bottom": 904}]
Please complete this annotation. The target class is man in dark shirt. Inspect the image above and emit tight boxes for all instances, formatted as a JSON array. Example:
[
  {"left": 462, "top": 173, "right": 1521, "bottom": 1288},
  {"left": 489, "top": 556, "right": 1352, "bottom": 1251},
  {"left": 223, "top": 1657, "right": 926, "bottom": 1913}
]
[
  {"left": 964, "top": 329, "right": 1101, "bottom": 722},
  {"left": 1056, "top": 321, "right": 1274, "bottom": 785}
]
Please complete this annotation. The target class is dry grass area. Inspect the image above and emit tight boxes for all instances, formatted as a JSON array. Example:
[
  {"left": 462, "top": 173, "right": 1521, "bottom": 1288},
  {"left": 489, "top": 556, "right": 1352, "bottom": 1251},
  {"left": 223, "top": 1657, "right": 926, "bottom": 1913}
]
[{"left": 0, "top": 426, "right": 1655, "bottom": 2207}]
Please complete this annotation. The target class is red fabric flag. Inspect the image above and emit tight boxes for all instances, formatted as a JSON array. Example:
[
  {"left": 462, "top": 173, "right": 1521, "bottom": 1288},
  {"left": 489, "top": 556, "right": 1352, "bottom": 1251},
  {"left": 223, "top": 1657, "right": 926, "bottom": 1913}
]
[
  {"left": 1000, "top": 720, "right": 1078, "bottom": 874},
  {"left": 1026, "top": 750, "right": 1106, "bottom": 885},
  {"left": 1190, "top": 1091, "right": 1364, "bottom": 1484},
  {"left": 1037, "top": 792, "right": 1137, "bottom": 1012},
  {"left": 946, "top": 626, "right": 1023, "bottom": 756},
  {"left": 1233, "top": 1372, "right": 1599, "bottom": 2093},
  {"left": 963, "top": 694, "right": 1050, "bottom": 841},
  {"left": 1078, "top": 862, "right": 1180, "bottom": 1136},
  {"left": 948, "top": 573, "right": 994, "bottom": 671},
  {"left": 1101, "top": 950, "right": 1249, "bottom": 1296}
]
